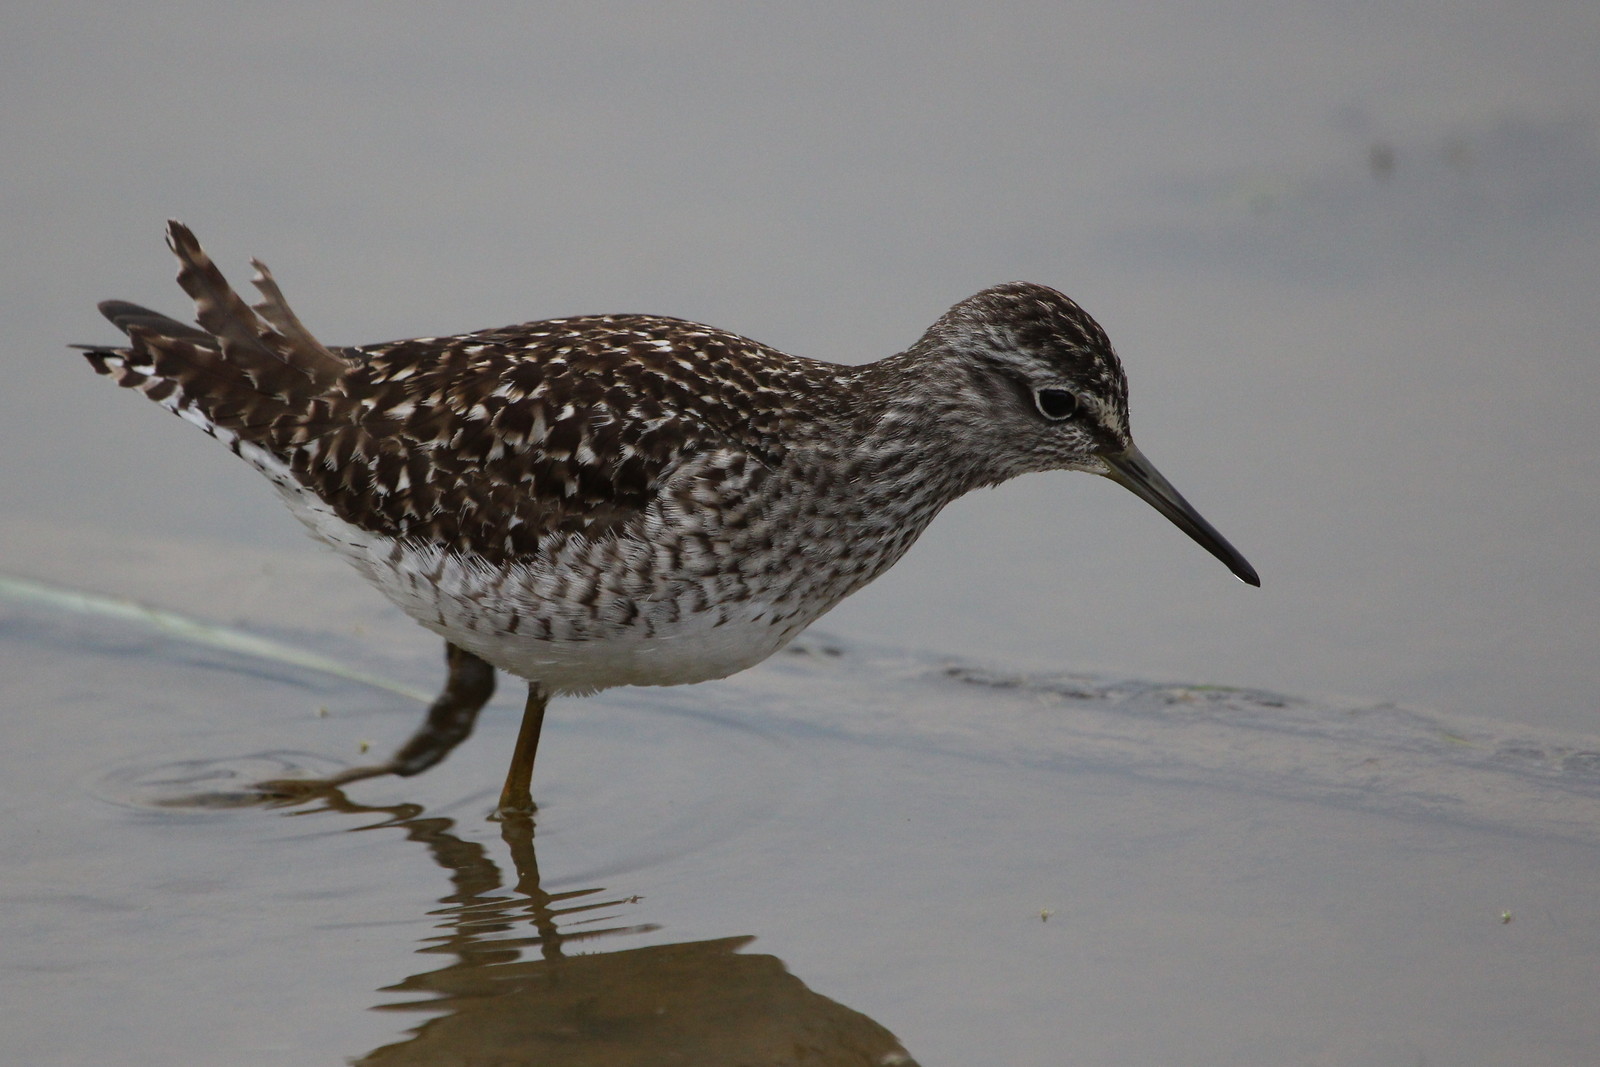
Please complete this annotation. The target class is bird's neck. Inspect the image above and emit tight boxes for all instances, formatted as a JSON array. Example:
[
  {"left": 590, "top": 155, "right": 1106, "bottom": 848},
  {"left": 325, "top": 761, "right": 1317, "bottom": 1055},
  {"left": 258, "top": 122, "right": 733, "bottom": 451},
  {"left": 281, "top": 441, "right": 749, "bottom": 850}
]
[{"left": 840, "top": 348, "right": 1025, "bottom": 504}]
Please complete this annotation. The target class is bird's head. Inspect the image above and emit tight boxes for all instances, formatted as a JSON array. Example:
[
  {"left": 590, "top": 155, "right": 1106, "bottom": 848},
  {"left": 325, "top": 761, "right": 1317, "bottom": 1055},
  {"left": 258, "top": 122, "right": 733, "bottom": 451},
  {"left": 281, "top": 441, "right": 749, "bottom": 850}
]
[{"left": 917, "top": 282, "right": 1259, "bottom": 586}]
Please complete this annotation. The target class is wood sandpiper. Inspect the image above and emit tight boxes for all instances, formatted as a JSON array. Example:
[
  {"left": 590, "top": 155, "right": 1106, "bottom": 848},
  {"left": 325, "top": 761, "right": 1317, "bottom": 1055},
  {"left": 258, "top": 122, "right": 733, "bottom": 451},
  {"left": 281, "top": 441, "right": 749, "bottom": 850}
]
[{"left": 80, "top": 222, "right": 1259, "bottom": 813}]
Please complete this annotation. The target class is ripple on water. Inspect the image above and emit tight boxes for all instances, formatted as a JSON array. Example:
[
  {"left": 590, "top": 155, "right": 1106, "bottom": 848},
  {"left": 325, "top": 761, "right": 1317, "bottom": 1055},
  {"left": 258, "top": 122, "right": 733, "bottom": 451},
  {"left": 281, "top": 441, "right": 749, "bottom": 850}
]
[
  {"left": 740, "top": 636, "right": 1600, "bottom": 847},
  {"left": 481, "top": 692, "right": 806, "bottom": 885},
  {"left": 11, "top": 571, "right": 1600, "bottom": 853},
  {"left": 90, "top": 752, "right": 358, "bottom": 811}
]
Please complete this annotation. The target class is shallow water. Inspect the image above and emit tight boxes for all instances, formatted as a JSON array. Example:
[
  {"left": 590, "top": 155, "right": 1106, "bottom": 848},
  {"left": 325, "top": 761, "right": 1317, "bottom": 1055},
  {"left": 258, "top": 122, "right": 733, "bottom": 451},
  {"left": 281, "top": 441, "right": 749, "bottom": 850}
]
[{"left": 4, "top": 533, "right": 1599, "bottom": 1065}]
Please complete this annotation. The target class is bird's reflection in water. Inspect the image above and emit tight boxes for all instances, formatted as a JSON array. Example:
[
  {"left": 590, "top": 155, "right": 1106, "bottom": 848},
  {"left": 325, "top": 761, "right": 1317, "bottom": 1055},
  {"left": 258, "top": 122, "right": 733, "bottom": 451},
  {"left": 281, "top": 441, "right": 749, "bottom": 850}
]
[{"left": 273, "top": 788, "right": 917, "bottom": 1066}]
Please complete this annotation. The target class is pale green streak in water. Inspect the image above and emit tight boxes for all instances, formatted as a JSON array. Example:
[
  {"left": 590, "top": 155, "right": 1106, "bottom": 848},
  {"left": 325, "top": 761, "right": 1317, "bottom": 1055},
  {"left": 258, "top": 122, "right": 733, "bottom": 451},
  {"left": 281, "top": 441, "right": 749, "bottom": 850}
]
[{"left": 0, "top": 573, "right": 432, "bottom": 705}]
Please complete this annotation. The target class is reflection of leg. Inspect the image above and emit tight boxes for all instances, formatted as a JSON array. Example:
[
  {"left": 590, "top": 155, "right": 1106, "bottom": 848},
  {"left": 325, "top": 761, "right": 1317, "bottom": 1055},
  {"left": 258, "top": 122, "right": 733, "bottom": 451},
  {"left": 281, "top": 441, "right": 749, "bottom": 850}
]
[
  {"left": 496, "top": 684, "right": 549, "bottom": 815},
  {"left": 497, "top": 810, "right": 566, "bottom": 960},
  {"left": 320, "top": 641, "right": 497, "bottom": 788}
]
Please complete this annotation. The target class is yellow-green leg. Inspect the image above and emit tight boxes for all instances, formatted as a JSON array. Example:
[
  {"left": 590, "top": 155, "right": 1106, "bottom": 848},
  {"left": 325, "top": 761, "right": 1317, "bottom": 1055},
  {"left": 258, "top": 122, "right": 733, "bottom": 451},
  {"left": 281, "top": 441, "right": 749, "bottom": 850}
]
[{"left": 496, "top": 683, "right": 550, "bottom": 815}]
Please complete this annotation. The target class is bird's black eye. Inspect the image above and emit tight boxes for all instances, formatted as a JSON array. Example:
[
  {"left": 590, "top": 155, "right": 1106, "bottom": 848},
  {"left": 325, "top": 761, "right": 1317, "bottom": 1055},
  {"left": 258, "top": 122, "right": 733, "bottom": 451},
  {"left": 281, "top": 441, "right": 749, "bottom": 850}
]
[{"left": 1034, "top": 388, "right": 1079, "bottom": 421}]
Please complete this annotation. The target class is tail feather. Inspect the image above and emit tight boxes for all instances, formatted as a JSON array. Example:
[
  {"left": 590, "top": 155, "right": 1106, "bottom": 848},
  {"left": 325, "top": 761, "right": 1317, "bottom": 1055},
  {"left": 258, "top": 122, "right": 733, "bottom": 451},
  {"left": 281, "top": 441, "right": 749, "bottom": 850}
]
[
  {"left": 96, "top": 300, "right": 213, "bottom": 343},
  {"left": 165, "top": 220, "right": 348, "bottom": 388},
  {"left": 86, "top": 298, "right": 283, "bottom": 423},
  {"left": 79, "top": 223, "right": 351, "bottom": 461},
  {"left": 248, "top": 257, "right": 342, "bottom": 370},
  {"left": 83, "top": 325, "right": 296, "bottom": 437}
]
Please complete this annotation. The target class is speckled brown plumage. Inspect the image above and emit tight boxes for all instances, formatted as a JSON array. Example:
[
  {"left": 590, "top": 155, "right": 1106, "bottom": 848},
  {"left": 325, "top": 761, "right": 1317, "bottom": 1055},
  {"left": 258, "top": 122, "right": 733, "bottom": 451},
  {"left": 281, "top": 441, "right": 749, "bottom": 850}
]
[
  {"left": 78, "top": 221, "right": 1256, "bottom": 811},
  {"left": 96, "top": 235, "right": 827, "bottom": 562}
]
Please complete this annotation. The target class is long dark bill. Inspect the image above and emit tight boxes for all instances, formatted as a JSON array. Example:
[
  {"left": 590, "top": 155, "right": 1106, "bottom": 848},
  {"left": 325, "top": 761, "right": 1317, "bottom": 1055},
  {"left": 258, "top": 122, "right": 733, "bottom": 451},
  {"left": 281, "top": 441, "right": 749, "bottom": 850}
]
[{"left": 1102, "top": 444, "right": 1260, "bottom": 587}]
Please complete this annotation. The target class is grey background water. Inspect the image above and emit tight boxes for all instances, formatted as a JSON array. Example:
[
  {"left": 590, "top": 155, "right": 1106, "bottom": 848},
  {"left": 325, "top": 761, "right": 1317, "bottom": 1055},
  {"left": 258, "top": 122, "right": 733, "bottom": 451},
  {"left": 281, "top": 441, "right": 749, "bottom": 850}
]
[
  {"left": 5, "top": 530, "right": 1600, "bottom": 1065},
  {"left": 3, "top": 3, "right": 1598, "bottom": 1064}
]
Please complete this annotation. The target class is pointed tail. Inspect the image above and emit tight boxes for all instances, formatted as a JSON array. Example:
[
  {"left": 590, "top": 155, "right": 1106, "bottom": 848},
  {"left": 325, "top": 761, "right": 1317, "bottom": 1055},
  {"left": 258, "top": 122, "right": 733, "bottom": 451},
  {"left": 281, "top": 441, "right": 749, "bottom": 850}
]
[{"left": 77, "top": 222, "right": 352, "bottom": 451}]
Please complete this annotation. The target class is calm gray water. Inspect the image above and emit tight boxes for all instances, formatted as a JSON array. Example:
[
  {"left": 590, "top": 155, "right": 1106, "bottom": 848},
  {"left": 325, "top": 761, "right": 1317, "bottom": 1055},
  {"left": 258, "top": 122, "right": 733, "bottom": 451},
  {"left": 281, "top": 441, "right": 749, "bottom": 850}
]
[
  {"left": 3, "top": 4, "right": 1598, "bottom": 1064},
  {"left": 4, "top": 532, "right": 1599, "bottom": 1065}
]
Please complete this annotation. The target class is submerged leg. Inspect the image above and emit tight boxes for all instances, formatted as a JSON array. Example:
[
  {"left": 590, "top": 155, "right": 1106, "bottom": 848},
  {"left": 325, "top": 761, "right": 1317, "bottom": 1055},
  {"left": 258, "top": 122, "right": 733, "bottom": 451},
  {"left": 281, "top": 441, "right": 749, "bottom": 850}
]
[
  {"left": 496, "top": 683, "right": 550, "bottom": 815},
  {"left": 321, "top": 641, "right": 497, "bottom": 788}
]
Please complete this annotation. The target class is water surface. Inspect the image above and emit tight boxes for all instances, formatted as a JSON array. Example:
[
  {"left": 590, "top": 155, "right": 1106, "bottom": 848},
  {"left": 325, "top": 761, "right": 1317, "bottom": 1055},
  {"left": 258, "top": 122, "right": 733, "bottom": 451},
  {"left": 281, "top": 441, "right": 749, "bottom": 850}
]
[{"left": 3, "top": 531, "right": 1598, "bottom": 1064}]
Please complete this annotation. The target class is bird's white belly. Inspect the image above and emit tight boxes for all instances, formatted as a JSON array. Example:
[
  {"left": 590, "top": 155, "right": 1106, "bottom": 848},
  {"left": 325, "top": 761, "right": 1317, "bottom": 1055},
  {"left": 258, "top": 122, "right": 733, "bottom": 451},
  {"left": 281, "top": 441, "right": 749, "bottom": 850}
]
[{"left": 276, "top": 481, "right": 814, "bottom": 695}]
